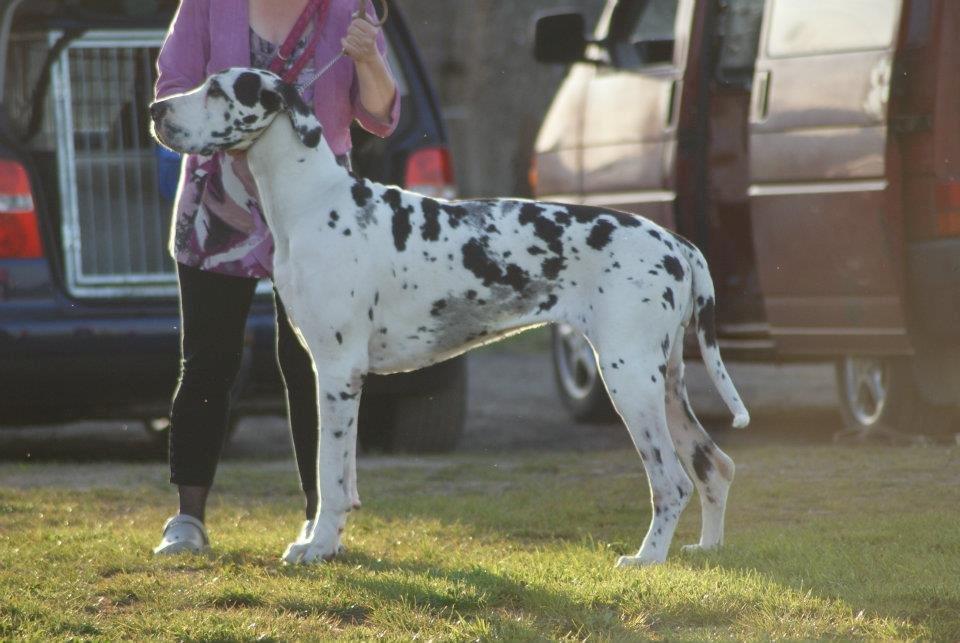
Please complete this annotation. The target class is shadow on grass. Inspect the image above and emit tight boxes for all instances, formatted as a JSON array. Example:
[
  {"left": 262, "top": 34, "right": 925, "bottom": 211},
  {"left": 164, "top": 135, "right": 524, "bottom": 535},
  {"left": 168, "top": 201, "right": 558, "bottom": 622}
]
[{"left": 281, "top": 550, "right": 648, "bottom": 639}]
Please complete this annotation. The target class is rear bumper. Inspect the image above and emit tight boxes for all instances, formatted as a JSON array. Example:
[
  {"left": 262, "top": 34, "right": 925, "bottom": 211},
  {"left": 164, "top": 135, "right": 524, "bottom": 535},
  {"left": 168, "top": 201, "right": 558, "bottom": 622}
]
[
  {"left": 907, "top": 238, "right": 960, "bottom": 345},
  {"left": 0, "top": 301, "right": 182, "bottom": 422}
]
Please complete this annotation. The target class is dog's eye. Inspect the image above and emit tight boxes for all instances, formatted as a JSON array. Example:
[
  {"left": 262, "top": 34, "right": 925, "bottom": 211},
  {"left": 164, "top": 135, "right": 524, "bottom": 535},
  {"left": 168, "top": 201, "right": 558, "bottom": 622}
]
[{"left": 207, "top": 83, "right": 226, "bottom": 99}]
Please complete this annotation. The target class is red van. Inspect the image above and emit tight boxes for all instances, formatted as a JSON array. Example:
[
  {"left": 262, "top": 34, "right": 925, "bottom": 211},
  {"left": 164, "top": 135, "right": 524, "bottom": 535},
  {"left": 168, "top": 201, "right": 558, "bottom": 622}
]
[{"left": 533, "top": 0, "right": 960, "bottom": 437}]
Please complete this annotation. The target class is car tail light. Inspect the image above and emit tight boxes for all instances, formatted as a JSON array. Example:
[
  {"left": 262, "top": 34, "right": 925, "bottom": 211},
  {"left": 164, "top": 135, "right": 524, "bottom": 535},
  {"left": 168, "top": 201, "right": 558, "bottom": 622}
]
[
  {"left": 528, "top": 156, "right": 539, "bottom": 196},
  {"left": 936, "top": 180, "right": 960, "bottom": 236},
  {"left": 405, "top": 146, "right": 456, "bottom": 199},
  {"left": 0, "top": 159, "right": 42, "bottom": 258}
]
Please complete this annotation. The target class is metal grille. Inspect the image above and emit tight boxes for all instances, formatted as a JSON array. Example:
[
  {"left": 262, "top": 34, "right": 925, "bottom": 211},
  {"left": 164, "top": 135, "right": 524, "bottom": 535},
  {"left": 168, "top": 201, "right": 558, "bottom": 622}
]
[{"left": 49, "top": 30, "right": 178, "bottom": 297}]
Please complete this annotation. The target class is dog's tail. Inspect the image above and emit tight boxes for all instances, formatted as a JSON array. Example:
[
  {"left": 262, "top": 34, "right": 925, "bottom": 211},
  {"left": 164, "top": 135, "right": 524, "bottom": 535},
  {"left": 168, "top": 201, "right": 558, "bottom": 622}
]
[{"left": 678, "top": 237, "right": 750, "bottom": 428}]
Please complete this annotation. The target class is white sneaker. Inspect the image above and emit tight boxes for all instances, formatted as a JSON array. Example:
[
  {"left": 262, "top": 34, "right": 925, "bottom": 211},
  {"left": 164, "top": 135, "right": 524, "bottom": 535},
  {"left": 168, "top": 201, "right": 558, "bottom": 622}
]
[{"left": 153, "top": 514, "right": 210, "bottom": 555}]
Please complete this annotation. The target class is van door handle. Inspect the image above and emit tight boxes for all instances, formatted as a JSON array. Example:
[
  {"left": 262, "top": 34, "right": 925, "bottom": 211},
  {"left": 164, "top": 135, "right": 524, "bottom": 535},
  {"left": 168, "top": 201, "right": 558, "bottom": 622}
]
[
  {"left": 753, "top": 70, "right": 771, "bottom": 121},
  {"left": 664, "top": 79, "right": 679, "bottom": 128}
]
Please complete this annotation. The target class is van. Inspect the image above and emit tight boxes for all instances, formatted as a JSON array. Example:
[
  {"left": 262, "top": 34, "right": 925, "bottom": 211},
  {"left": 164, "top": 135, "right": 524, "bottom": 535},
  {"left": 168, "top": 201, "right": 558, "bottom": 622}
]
[
  {"left": 0, "top": 0, "right": 465, "bottom": 452},
  {"left": 533, "top": 0, "right": 959, "bottom": 437}
]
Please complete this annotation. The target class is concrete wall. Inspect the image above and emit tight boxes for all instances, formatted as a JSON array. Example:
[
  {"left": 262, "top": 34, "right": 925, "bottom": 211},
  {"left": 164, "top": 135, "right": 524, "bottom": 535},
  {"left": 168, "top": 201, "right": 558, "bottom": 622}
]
[{"left": 399, "top": 0, "right": 605, "bottom": 198}]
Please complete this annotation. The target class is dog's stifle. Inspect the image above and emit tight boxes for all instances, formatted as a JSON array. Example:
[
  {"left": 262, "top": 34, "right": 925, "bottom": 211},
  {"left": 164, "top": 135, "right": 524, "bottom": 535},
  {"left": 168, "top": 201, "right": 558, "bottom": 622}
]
[{"left": 150, "top": 67, "right": 750, "bottom": 567}]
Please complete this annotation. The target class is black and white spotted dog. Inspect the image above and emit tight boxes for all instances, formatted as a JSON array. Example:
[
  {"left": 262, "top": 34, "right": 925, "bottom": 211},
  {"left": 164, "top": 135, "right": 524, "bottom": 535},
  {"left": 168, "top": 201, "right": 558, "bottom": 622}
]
[{"left": 151, "top": 68, "right": 750, "bottom": 567}]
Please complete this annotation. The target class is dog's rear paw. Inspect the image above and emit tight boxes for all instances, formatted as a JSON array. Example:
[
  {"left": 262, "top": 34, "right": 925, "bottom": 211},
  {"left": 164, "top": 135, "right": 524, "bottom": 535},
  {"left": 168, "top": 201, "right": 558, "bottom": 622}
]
[
  {"left": 282, "top": 541, "right": 339, "bottom": 565},
  {"left": 615, "top": 554, "right": 662, "bottom": 568},
  {"left": 680, "top": 543, "right": 719, "bottom": 554},
  {"left": 281, "top": 541, "right": 310, "bottom": 564}
]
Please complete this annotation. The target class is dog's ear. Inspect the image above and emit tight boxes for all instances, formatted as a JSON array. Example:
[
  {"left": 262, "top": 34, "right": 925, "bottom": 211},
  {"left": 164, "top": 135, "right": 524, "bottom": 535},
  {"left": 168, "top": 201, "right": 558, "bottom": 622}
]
[{"left": 275, "top": 81, "right": 324, "bottom": 149}]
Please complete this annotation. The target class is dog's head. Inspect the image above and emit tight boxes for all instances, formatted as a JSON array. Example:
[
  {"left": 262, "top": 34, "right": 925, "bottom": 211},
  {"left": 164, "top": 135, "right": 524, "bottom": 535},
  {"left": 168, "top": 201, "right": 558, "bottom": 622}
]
[{"left": 150, "top": 68, "right": 323, "bottom": 155}]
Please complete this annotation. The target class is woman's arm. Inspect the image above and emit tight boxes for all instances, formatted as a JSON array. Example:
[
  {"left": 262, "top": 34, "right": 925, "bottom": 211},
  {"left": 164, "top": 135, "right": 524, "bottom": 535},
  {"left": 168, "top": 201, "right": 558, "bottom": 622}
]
[
  {"left": 342, "top": 7, "right": 400, "bottom": 136},
  {"left": 155, "top": 0, "right": 211, "bottom": 100}
]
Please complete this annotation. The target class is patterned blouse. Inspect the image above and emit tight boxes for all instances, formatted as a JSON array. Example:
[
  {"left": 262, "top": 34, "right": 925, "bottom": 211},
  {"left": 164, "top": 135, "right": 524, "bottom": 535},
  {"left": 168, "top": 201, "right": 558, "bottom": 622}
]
[{"left": 171, "top": 29, "right": 350, "bottom": 279}]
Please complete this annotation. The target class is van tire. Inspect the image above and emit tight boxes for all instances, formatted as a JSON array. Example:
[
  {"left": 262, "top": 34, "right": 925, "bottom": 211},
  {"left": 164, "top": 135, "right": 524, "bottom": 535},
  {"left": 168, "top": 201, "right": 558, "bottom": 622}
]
[
  {"left": 551, "top": 325, "right": 617, "bottom": 423},
  {"left": 835, "top": 356, "right": 955, "bottom": 441}
]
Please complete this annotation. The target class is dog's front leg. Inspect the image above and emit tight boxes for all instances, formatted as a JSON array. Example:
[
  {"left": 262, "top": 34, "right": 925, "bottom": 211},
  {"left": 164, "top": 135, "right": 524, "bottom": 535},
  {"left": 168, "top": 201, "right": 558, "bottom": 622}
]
[{"left": 282, "top": 369, "right": 363, "bottom": 564}]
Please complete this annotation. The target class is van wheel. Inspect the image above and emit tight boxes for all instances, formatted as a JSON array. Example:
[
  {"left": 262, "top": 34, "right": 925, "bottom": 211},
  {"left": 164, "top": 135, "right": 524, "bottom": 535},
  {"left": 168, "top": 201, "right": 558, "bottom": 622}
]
[
  {"left": 359, "top": 359, "right": 467, "bottom": 453},
  {"left": 836, "top": 356, "right": 955, "bottom": 441},
  {"left": 552, "top": 324, "right": 617, "bottom": 423}
]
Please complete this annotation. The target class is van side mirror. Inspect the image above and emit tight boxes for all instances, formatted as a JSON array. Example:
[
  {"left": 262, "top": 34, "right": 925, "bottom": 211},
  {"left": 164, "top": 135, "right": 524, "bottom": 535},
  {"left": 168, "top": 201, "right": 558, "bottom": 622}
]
[
  {"left": 533, "top": 12, "right": 588, "bottom": 64},
  {"left": 634, "top": 39, "right": 674, "bottom": 66}
]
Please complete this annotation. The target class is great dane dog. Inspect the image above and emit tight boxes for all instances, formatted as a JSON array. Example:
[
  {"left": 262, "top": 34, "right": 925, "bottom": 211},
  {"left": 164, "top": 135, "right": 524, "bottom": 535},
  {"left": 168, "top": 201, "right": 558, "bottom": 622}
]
[{"left": 150, "top": 68, "right": 750, "bottom": 567}]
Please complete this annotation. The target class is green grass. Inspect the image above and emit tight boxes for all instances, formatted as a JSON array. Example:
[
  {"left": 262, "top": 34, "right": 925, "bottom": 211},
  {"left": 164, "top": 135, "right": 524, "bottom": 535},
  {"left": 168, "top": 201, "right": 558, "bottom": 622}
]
[{"left": 1, "top": 442, "right": 958, "bottom": 640}]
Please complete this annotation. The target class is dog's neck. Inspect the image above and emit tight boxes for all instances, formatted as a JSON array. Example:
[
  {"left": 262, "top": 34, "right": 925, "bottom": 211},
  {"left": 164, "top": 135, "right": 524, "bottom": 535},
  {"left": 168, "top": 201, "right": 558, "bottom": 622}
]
[{"left": 246, "top": 113, "right": 352, "bottom": 245}]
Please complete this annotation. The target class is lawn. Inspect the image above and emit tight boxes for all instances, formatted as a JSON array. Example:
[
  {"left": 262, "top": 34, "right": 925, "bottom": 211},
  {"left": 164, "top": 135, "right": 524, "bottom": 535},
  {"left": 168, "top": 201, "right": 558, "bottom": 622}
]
[{"left": 1, "top": 440, "right": 958, "bottom": 640}]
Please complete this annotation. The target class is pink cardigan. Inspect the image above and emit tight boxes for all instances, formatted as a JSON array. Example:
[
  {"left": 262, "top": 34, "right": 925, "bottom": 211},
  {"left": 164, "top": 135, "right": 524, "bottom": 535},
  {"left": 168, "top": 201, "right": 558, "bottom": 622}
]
[{"left": 155, "top": 0, "right": 401, "bottom": 156}]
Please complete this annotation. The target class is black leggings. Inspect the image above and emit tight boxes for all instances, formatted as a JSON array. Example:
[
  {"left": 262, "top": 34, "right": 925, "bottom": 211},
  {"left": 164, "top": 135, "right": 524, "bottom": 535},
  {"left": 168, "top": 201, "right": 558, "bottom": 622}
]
[{"left": 168, "top": 262, "right": 318, "bottom": 492}]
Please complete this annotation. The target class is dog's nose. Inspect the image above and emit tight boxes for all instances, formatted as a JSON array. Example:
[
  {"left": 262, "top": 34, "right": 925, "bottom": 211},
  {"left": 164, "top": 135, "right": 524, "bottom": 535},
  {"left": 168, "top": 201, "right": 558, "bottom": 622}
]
[{"left": 149, "top": 101, "right": 168, "bottom": 122}]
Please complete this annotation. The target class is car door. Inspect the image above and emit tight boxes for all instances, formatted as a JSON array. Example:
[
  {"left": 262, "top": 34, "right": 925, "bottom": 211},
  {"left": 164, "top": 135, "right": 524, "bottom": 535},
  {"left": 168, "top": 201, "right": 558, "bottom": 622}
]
[
  {"left": 748, "top": 0, "right": 910, "bottom": 355},
  {"left": 580, "top": 0, "right": 695, "bottom": 230}
]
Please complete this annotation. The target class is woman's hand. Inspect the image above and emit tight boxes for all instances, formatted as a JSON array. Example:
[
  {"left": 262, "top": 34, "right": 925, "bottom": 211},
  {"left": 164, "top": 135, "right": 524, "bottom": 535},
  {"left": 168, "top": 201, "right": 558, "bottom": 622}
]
[
  {"left": 342, "top": 16, "right": 381, "bottom": 66},
  {"left": 343, "top": 12, "right": 397, "bottom": 123}
]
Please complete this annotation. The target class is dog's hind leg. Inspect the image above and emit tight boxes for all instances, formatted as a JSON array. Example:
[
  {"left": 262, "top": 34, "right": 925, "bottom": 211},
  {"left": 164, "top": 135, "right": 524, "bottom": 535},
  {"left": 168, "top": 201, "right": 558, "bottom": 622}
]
[
  {"left": 595, "top": 341, "right": 694, "bottom": 566},
  {"left": 663, "top": 330, "right": 735, "bottom": 551}
]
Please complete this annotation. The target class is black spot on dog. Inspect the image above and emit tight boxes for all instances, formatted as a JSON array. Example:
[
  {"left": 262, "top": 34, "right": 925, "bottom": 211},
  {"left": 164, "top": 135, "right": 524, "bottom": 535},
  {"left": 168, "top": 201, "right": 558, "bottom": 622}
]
[
  {"left": 519, "top": 203, "right": 564, "bottom": 255},
  {"left": 662, "top": 255, "right": 684, "bottom": 281},
  {"left": 541, "top": 257, "right": 564, "bottom": 280},
  {"left": 233, "top": 72, "right": 262, "bottom": 107},
  {"left": 658, "top": 363, "right": 667, "bottom": 377},
  {"left": 442, "top": 203, "right": 469, "bottom": 228},
  {"left": 431, "top": 299, "right": 447, "bottom": 316},
  {"left": 648, "top": 229, "right": 662, "bottom": 241},
  {"left": 335, "top": 332, "right": 343, "bottom": 344},
  {"left": 699, "top": 297, "right": 718, "bottom": 347},
  {"left": 663, "top": 287, "right": 675, "bottom": 309},
  {"left": 339, "top": 391, "right": 358, "bottom": 400},
  {"left": 653, "top": 448, "right": 663, "bottom": 464},
  {"left": 325, "top": 393, "right": 336, "bottom": 402},
  {"left": 383, "top": 189, "right": 413, "bottom": 251},
  {"left": 461, "top": 238, "right": 530, "bottom": 294},
  {"left": 692, "top": 443, "right": 714, "bottom": 482},
  {"left": 242, "top": 114, "right": 258, "bottom": 124},
  {"left": 333, "top": 431, "right": 344, "bottom": 438},
  {"left": 466, "top": 289, "right": 477, "bottom": 300},
  {"left": 352, "top": 180, "right": 373, "bottom": 207},
  {"left": 661, "top": 334, "right": 670, "bottom": 357},
  {"left": 537, "top": 294, "right": 558, "bottom": 313},
  {"left": 527, "top": 246, "right": 546, "bottom": 256},
  {"left": 367, "top": 308, "right": 373, "bottom": 321},
  {"left": 586, "top": 219, "right": 616, "bottom": 250},
  {"left": 421, "top": 198, "right": 441, "bottom": 241}
]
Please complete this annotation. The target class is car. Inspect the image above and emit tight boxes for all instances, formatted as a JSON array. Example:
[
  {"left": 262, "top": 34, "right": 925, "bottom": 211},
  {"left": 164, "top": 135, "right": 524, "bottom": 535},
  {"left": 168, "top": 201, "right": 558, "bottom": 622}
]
[
  {"left": 0, "top": 0, "right": 466, "bottom": 453},
  {"left": 532, "top": 0, "right": 960, "bottom": 438}
]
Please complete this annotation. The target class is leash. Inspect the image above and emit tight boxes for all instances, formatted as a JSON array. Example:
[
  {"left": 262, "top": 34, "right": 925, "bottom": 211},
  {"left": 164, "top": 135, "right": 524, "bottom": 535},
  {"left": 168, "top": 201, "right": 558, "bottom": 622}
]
[{"left": 297, "top": 0, "right": 389, "bottom": 95}]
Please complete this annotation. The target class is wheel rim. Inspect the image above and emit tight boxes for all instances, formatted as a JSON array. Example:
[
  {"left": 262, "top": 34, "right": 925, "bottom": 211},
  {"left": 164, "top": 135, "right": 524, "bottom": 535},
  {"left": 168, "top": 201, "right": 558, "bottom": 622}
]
[
  {"left": 842, "top": 357, "right": 890, "bottom": 426},
  {"left": 554, "top": 324, "right": 599, "bottom": 401}
]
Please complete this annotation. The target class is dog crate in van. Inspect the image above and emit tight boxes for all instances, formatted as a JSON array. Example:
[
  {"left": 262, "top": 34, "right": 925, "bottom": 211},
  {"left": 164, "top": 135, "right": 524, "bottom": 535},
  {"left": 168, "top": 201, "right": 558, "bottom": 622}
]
[{"left": 7, "top": 28, "right": 177, "bottom": 297}]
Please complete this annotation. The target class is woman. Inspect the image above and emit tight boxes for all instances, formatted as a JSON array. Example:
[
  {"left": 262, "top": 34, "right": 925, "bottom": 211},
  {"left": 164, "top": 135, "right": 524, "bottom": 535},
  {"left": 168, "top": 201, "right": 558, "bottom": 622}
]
[{"left": 152, "top": 0, "right": 399, "bottom": 555}]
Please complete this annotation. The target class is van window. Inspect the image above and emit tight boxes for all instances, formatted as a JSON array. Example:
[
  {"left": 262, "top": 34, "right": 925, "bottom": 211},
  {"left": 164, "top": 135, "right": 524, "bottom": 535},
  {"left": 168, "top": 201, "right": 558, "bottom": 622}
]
[
  {"left": 607, "top": 0, "right": 679, "bottom": 69},
  {"left": 767, "top": 0, "right": 899, "bottom": 58}
]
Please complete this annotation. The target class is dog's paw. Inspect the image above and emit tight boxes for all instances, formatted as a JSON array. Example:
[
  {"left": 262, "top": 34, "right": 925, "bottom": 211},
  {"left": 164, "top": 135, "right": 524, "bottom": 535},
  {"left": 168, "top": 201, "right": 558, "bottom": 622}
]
[
  {"left": 281, "top": 541, "right": 310, "bottom": 564},
  {"left": 282, "top": 540, "right": 345, "bottom": 564},
  {"left": 615, "top": 554, "right": 663, "bottom": 568},
  {"left": 681, "top": 543, "right": 719, "bottom": 554}
]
